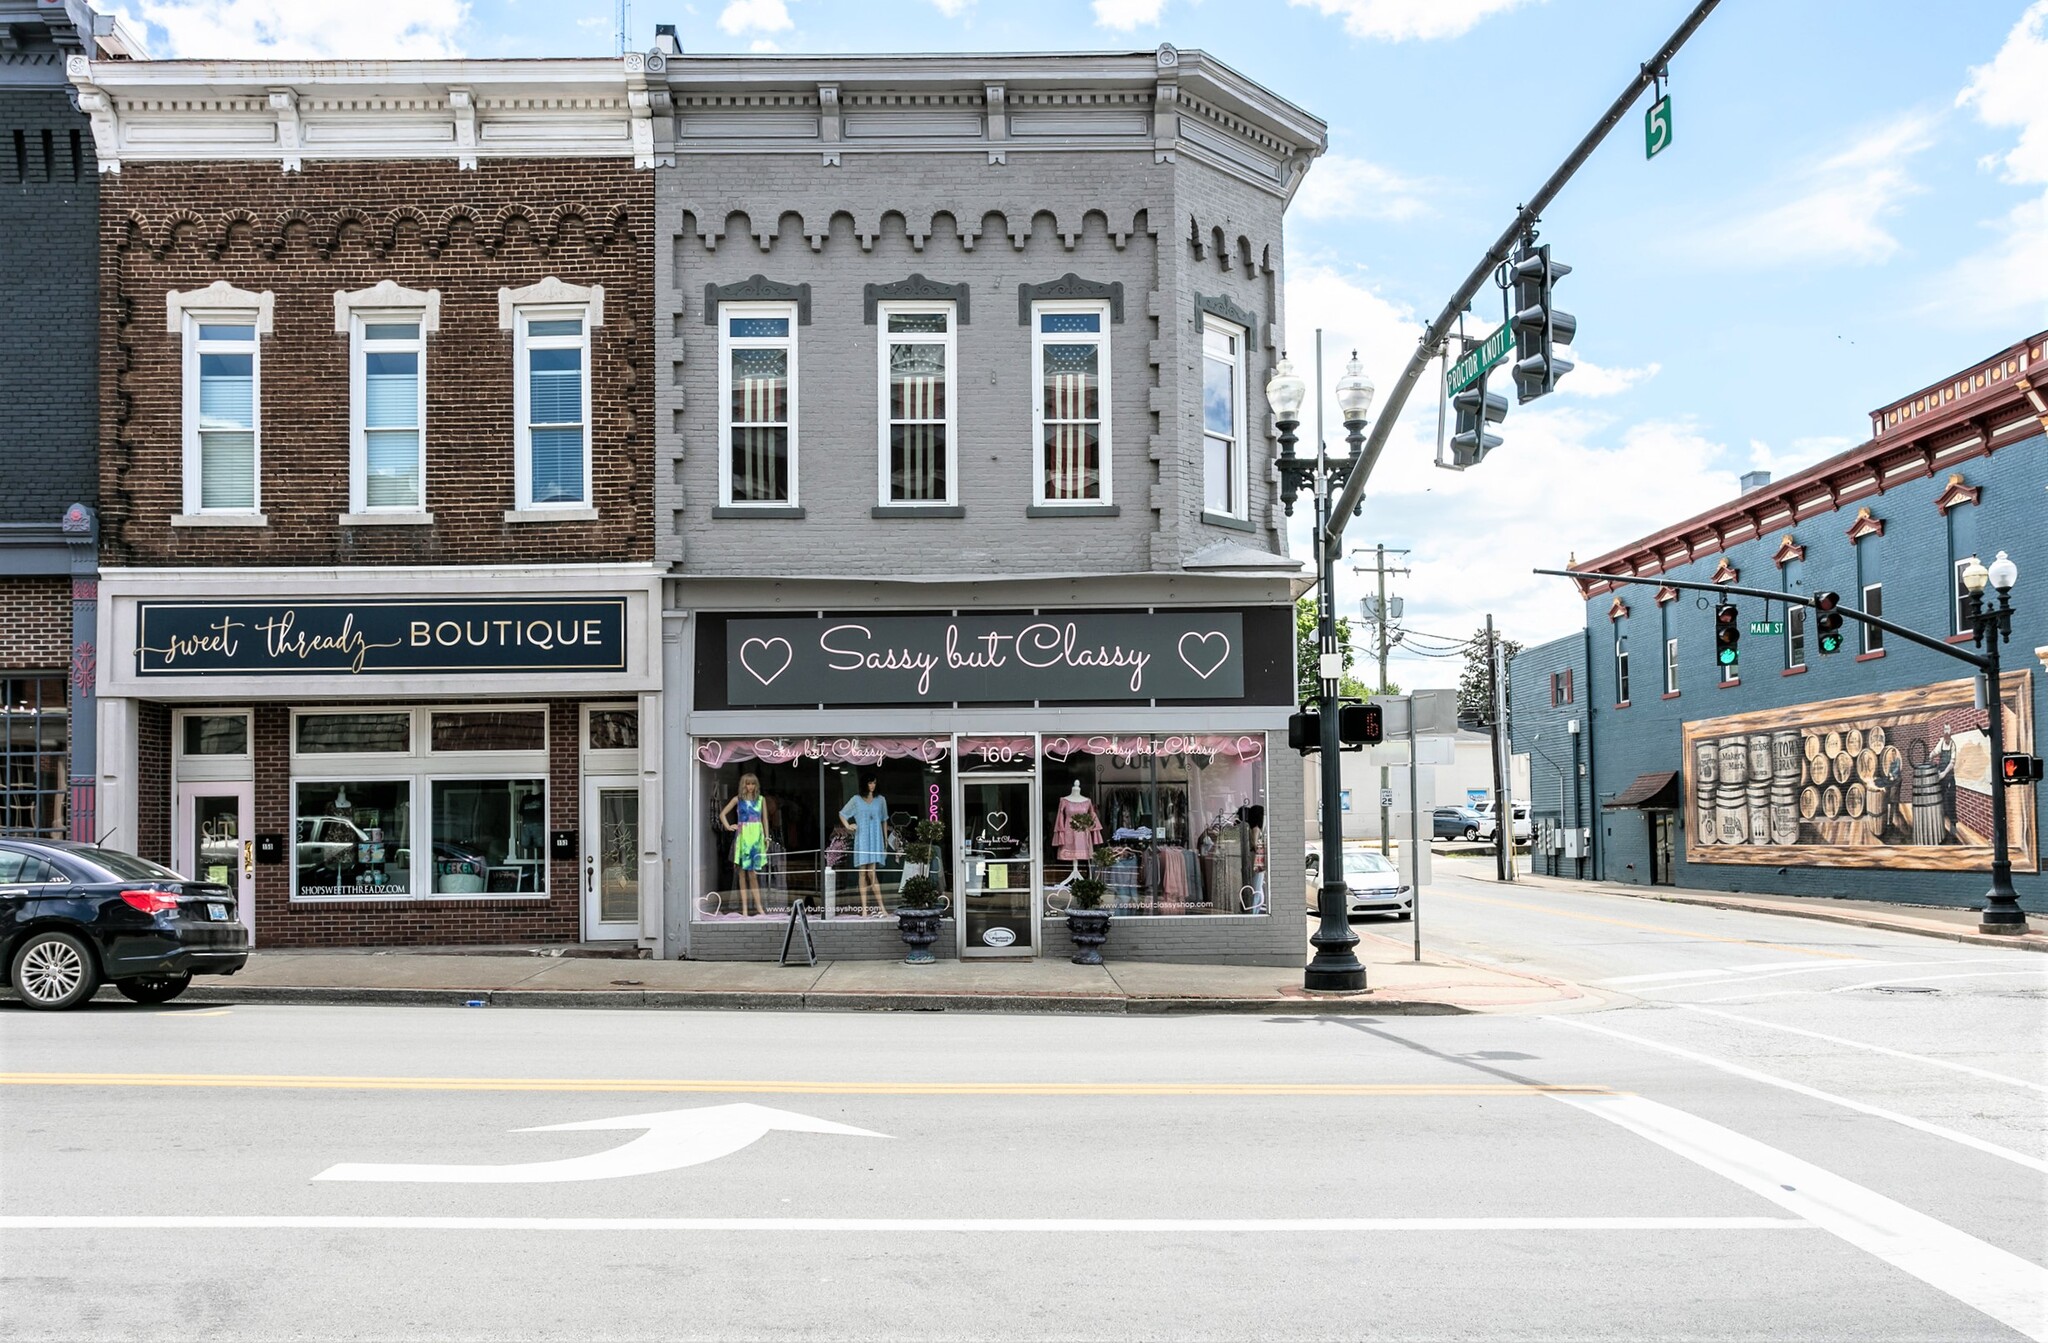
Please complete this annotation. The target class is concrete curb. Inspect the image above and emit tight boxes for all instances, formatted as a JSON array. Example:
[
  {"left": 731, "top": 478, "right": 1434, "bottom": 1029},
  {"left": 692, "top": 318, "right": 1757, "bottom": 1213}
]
[
  {"left": 172, "top": 983, "right": 1469, "bottom": 1015},
  {"left": 1580, "top": 886, "right": 2048, "bottom": 954}
]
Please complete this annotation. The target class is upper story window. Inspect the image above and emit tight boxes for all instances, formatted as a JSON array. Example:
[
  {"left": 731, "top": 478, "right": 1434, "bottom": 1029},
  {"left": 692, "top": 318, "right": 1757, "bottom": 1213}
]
[
  {"left": 1549, "top": 669, "right": 1574, "bottom": 706},
  {"left": 1861, "top": 583, "right": 1885, "bottom": 653},
  {"left": 721, "top": 305, "right": 797, "bottom": 507},
  {"left": 352, "top": 317, "right": 426, "bottom": 512},
  {"left": 1786, "top": 605, "right": 1807, "bottom": 669},
  {"left": 879, "top": 305, "right": 954, "bottom": 505},
  {"left": 1614, "top": 633, "right": 1630, "bottom": 705},
  {"left": 517, "top": 312, "right": 590, "bottom": 508},
  {"left": 1952, "top": 558, "right": 1975, "bottom": 636},
  {"left": 1033, "top": 304, "right": 1110, "bottom": 505},
  {"left": 186, "top": 316, "right": 260, "bottom": 513},
  {"left": 1664, "top": 637, "right": 1679, "bottom": 695},
  {"left": 1202, "top": 316, "right": 1247, "bottom": 520}
]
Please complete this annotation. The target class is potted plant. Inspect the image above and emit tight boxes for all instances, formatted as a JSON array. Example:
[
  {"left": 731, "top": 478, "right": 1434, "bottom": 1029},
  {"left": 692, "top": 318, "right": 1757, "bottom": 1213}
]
[
  {"left": 1064, "top": 844, "right": 1115, "bottom": 964},
  {"left": 896, "top": 819, "right": 947, "bottom": 964}
]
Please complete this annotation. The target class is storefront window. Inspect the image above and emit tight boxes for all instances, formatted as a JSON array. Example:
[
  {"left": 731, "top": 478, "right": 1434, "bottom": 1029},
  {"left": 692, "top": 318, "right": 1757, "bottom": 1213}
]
[
  {"left": 1, "top": 675, "right": 67, "bottom": 838},
  {"left": 294, "top": 779, "right": 413, "bottom": 897},
  {"left": 1042, "top": 735, "right": 1267, "bottom": 916},
  {"left": 587, "top": 708, "right": 638, "bottom": 751},
  {"left": 430, "top": 711, "right": 545, "bottom": 753},
  {"left": 694, "top": 737, "right": 952, "bottom": 922},
  {"left": 431, "top": 778, "right": 547, "bottom": 894},
  {"left": 296, "top": 712, "right": 411, "bottom": 754},
  {"left": 181, "top": 713, "right": 248, "bottom": 756}
]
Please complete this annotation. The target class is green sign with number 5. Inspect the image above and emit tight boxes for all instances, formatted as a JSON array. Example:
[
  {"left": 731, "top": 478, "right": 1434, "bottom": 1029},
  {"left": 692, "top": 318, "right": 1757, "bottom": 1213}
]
[{"left": 1646, "top": 94, "right": 1673, "bottom": 159}]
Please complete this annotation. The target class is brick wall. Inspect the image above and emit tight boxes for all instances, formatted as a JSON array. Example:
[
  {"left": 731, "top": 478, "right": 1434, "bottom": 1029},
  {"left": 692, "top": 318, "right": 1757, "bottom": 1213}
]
[
  {"left": 99, "top": 159, "right": 653, "bottom": 568},
  {"left": 136, "top": 701, "right": 169, "bottom": 864},
  {"left": 0, "top": 88, "right": 97, "bottom": 521},
  {"left": 0, "top": 576, "right": 70, "bottom": 666}
]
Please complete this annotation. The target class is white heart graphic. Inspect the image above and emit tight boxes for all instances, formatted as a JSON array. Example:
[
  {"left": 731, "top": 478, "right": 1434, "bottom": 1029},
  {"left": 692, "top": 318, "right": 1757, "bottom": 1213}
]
[
  {"left": 1043, "top": 737, "right": 1072, "bottom": 764},
  {"left": 985, "top": 811, "right": 1010, "bottom": 834},
  {"left": 1235, "top": 734, "right": 1264, "bottom": 764},
  {"left": 739, "top": 637, "right": 793, "bottom": 687},
  {"left": 1177, "top": 630, "right": 1230, "bottom": 680}
]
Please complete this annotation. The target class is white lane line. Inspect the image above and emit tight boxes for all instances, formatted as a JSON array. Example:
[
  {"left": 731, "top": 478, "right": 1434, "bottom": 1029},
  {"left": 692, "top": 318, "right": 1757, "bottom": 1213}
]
[
  {"left": 1545, "top": 1015, "right": 2048, "bottom": 1175},
  {"left": 1828, "top": 969, "right": 2048, "bottom": 994},
  {"left": 0, "top": 1215, "right": 1809, "bottom": 1233},
  {"left": 1677, "top": 1005, "right": 2048, "bottom": 1095},
  {"left": 1596, "top": 960, "right": 1887, "bottom": 987},
  {"left": 1555, "top": 1093, "right": 2048, "bottom": 1343},
  {"left": 1642, "top": 957, "right": 2029, "bottom": 996}
]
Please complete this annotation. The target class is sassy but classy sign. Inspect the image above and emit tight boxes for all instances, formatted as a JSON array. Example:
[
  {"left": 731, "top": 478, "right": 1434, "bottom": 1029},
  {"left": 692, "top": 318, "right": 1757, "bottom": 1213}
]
[{"left": 726, "top": 613, "right": 1245, "bottom": 705}]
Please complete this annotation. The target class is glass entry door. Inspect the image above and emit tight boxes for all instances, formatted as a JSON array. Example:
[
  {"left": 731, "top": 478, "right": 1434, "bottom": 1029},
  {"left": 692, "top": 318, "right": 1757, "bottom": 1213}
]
[
  {"left": 958, "top": 773, "right": 1037, "bottom": 957},
  {"left": 174, "top": 783, "right": 253, "bottom": 942},
  {"left": 583, "top": 778, "right": 641, "bottom": 941}
]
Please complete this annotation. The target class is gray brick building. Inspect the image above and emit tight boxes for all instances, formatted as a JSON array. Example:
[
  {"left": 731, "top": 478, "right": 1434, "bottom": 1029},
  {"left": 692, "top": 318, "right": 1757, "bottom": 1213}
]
[
  {"left": 1512, "top": 333, "right": 2048, "bottom": 915},
  {"left": 656, "top": 46, "right": 1324, "bottom": 963},
  {"left": 0, "top": 0, "right": 139, "bottom": 841}
]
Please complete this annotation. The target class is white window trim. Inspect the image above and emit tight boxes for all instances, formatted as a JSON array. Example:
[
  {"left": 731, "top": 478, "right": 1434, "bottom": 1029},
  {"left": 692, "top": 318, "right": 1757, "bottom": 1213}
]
[
  {"left": 344, "top": 309, "right": 431, "bottom": 519},
  {"left": 718, "top": 301, "right": 801, "bottom": 509},
  {"left": 510, "top": 305, "right": 595, "bottom": 513},
  {"left": 1664, "top": 637, "right": 1679, "bottom": 695},
  {"left": 581, "top": 701, "right": 640, "bottom": 773},
  {"left": 1030, "top": 299, "right": 1113, "bottom": 507},
  {"left": 1786, "top": 605, "right": 1806, "bottom": 669},
  {"left": 1861, "top": 582, "right": 1884, "bottom": 653},
  {"left": 1201, "top": 313, "right": 1249, "bottom": 522},
  {"left": 288, "top": 773, "right": 421, "bottom": 902},
  {"left": 875, "top": 301, "right": 958, "bottom": 507},
  {"left": 1614, "top": 634, "right": 1630, "bottom": 704},
  {"left": 178, "top": 308, "right": 265, "bottom": 519},
  {"left": 1952, "top": 558, "right": 1973, "bottom": 636}
]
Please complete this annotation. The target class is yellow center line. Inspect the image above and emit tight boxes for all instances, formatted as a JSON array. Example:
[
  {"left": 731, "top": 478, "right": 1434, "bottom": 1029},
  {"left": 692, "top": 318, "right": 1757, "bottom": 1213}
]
[
  {"left": 0, "top": 1072, "right": 1615, "bottom": 1098},
  {"left": 1430, "top": 889, "right": 1861, "bottom": 960}
]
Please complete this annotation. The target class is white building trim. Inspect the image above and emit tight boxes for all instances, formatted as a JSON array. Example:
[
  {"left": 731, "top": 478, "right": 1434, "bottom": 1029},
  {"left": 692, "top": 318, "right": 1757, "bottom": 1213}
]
[
  {"left": 166, "top": 281, "right": 274, "bottom": 335},
  {"left": 334, "top": 281, "right": 443, "bottom": 334}
]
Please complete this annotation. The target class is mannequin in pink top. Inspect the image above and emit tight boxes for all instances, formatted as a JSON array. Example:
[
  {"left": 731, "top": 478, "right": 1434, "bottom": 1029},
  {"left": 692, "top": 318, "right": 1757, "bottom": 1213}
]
[{"left": 1054, "top": 780, "right": 1102, "bottom": 878}]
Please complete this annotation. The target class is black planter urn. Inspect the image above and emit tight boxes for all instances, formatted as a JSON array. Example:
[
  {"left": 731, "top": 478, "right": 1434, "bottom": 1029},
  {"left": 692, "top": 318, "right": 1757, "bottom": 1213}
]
[
  {"left": 897, "top": 906, "right": 945, "bottom": 964},
  {"left": 1066, "top": 909, "right": 1112, "bottom": 965}
]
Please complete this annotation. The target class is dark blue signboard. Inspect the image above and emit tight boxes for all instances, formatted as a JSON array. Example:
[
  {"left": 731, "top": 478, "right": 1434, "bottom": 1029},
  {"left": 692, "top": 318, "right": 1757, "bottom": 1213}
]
[{"left": 135, "top": 598, "right": 629, "bottom": 677}]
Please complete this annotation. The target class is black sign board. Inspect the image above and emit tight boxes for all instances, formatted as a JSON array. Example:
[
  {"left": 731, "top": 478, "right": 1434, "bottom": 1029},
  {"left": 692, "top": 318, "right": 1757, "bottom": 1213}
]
[
  {"left": 725, "top": 612, "right": 1246, "bottom": 706},
  {"left": 254, "top": 834, "right": 285, "bottom": 864},
  {"left": 550, "top": 830, "right": 578, "bottom": 859},
  {"left": 136, "top": 598, "right": 628, "bottom": 677}
]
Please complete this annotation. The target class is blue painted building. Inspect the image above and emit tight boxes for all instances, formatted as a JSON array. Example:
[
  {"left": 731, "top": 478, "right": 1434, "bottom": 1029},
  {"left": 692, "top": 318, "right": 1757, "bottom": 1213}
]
[{"left": 1513, "top": 332, "right": 2047, "bottom": 913}]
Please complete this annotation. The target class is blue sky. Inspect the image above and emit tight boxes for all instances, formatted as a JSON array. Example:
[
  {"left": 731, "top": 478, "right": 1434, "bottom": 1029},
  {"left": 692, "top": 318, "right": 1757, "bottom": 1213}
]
[{"left": 106, "top": 0, "right": 2048, "bottom": 687}]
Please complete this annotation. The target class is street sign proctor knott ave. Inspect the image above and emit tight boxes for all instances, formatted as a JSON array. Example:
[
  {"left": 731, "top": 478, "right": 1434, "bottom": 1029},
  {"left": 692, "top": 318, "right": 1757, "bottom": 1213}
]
[{"left": 1449, "top": 323, "right": 1513, "bottom": 396}]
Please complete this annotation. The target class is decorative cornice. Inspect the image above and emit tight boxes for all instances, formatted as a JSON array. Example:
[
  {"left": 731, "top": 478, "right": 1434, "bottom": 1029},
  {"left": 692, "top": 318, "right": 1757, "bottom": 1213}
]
[
  {"left": 1607, "top": 595, "right": 1630, "bottom": 622},
  {"left": 703, "top": 274, "right": 811, "bottom": 325},
  {"left": 166, "top": 280, "right": 274, "bottom": 334},
  {"left": 1846, "top": 507, "right": 1886, "bottom": 544},
  {"left": 1193, "top": 292, "right": 1259, "bottom": 348},
  {"left": 1711, "top": 557, "right": 1740, "bottom": 585},
  {"left": 116, "top": 202, "right": 636, "bottom": 261},
  {"left": 1933, "top": 472, "right": 1982, "bottom": 515},
  {"left": 497, "top": 276, "right": 604, "bottom": 330},
  {"left": 1017, "top": 273, "right": 1124, "bottom": 324},
  {"left": 863, "top": 274, "right": 969, "bottom": 325},
  {"left": 333, "top": 280, "right": 442, "bottom": 333},
  {"left": 1654, "top": 585, "right": 1679, "bottom": 605},
  {"left": 1771, "top": 532, "right": 1806, "bottom": 568}
]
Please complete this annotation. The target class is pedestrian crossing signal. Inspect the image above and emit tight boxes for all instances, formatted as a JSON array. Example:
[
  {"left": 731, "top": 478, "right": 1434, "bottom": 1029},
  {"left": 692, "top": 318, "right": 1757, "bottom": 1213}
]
[
  {"left": 1814, "top": 591, "right": 1844, "bottom": 655},
  {"left": 1714, "top": 602, "right": 1740, "bottom": 667},
  {"left": 2003, "top": 754, "right": 2045, "bottom": 784}
]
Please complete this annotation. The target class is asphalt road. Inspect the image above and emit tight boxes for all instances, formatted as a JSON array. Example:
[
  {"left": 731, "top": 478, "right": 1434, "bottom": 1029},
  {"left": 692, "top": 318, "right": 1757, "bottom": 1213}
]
[{"left": 4, "top": 872, "right": 2045, "bottom": 1342}]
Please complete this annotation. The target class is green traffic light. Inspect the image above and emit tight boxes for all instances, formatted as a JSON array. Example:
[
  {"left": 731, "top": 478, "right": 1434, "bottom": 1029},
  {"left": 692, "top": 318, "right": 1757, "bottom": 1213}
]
[
  {"left": 1819, "top": 633, "right": 1843, "bottom": 654},
  {"left": 1717, "top": 648, "right": 1738, "bottom": 666}
]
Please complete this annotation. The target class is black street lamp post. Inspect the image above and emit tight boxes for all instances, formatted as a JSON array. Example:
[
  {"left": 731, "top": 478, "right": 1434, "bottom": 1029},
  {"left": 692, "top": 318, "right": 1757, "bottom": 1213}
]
[
  {"left": 1269, "top": 351, "right": 1375, "bottom": 992},
  {"left": 1962, "top": 551, "right": 2027, "bottom": 935}
]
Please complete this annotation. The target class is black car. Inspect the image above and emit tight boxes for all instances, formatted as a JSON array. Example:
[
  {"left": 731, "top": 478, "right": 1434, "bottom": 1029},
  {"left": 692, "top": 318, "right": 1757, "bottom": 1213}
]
[{"left": 1, "top": 839, "right": 249, "bottom": 1011}]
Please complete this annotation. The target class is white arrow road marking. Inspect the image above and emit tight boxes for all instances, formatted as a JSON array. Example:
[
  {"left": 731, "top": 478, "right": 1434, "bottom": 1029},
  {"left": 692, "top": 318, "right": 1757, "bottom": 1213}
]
[
  {"left": 1554, "top": 1092, "right": 2048, "bottom": 1343},
  {"left": 312, "top": 1103, "right": 886, "bottom": 1184},
  {"left": 1, "top": 1216, "right": 1810, "bottom": 1233}
]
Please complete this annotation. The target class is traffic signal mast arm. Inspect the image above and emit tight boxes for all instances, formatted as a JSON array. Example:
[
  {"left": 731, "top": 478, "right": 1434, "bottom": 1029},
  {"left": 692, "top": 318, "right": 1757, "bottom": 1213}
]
[
  {"left": 1319, "top": 0, "right": 1723, "bottom": 553},
  {"left": 1534, "top": 568, "right": 1996, "bottom": 673}
]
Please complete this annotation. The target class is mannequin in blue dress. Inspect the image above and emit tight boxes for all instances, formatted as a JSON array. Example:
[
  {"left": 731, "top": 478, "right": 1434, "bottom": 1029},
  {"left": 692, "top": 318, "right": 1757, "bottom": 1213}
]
[{"left": 839, "top": 773, "right": 889, "bottom": 918}]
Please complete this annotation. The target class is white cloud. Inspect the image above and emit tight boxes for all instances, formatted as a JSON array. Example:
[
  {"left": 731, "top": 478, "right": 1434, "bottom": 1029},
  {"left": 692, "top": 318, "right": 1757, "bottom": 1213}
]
[
  {"left": 1092, "top": 0, "right": 1167, "bottom": 31},
  {"left": 930, "top": 0, "right": 974, "bottom": 15},
  {"left": 1942, "top": 3, "right": 2048, "bottom": 323},
  {"left": 1287, "top": 0, "right": 1536, "bottom": 42},
  {"left": 1702, "top": 112, "right": 1938, "bottom": 267},
  {"left": 1744, "top": 435, "right": 1854, "bottom": 483},
  {"left": 718, "top": 0, "right": 791, "bottom": 36},
  {"left": 1291, "top": 152, "right": 1432, "bottom": 223},
  {"left": 749, "top": 38, "right": 782, "bottom": 51},
  {"left": 1558, "top": 359, "right": 1659, "bottom": 398},
  {"left": 110, "top": 0, "right": 468, "bottom": 57}
]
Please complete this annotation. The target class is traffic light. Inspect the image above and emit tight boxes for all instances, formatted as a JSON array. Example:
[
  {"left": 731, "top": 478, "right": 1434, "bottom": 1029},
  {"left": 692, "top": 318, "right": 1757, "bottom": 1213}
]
[
  {"left": 1451, "top": 368, "right": 1508, "bottom": 466},
  {"left": 1288, "top": 710, "right": 1321, "bottom": 754},
  {"left": 1814, "top": 591, "right": 1844, "bottom": 655},
  {"left": 1509, "top": 241, "right": 1576, "bottom": 403},
  {"left": 1714, "top": 602, "right": 1740, "bottom": 669},
  {"left": 2003, "top": 754, "right": 2045, "bottom": 784},
  {"left": 1339, "top": 703, "right": 1384, "bottom": 747}
]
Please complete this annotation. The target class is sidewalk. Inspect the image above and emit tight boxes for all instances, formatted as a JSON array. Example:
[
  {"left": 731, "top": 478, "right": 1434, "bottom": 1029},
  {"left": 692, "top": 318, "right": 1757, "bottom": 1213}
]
[
  {"left": 1514, "top": 869, "right": 2048, "bottom": 953},
  {"left": 172, "top": 929, "right": 1593, "bottom": 1015}
]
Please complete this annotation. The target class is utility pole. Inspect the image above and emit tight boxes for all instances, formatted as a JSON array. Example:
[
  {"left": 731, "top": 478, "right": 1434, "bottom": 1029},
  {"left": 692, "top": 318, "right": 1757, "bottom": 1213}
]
[
  {"left": 1487, "top": 614, "right": 1514, "bottom": 883},
  {"left": 1353, "top": 544, "right": 1409, "bottom": 856}
]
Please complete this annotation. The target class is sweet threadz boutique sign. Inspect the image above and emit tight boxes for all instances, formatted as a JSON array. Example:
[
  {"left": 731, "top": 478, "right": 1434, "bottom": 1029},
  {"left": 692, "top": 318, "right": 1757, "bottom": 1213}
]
[
  {"left": 726, "top": 612, "right": 1246, "bottom": 705},
  {"left": 135, "top": 599, "right": 629, "bottom": 676}
]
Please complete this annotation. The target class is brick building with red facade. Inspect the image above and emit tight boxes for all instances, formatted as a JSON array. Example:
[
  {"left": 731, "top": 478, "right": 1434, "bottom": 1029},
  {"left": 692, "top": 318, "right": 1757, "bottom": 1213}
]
[{"left": 71, "top": 53, "right": 671, "bottom": 948}]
